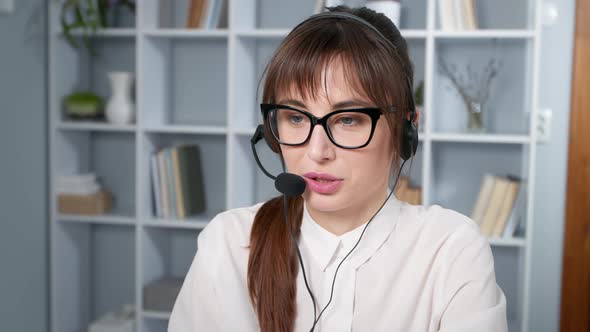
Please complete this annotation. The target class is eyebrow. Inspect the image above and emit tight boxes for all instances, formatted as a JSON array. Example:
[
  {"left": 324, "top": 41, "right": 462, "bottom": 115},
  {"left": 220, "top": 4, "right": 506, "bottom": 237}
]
[{"left": 277, "top": 98, "right": 373, "bottom": 110}]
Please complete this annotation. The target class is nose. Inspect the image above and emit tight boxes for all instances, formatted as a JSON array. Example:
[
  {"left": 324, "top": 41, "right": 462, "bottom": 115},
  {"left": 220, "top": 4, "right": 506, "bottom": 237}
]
[{"left": 306, "top": 124, "right": 335, "bottom": 162}]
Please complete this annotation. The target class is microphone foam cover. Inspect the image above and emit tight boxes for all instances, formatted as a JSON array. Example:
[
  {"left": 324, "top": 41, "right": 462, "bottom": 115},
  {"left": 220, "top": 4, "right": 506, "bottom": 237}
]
[{"left": 275, "top": 173, "right": 306, "bottom": 197}]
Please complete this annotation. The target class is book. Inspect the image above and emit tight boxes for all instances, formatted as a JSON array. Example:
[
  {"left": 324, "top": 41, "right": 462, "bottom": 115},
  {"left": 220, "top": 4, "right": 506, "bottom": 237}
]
[
  {"left": 165, "top": 148, "right": 177, "bottom": 218},
  {"left": 462, "top": 0, "right": 478, "bottom": 30},
  {"left": 438, "top": 0, "right": 456, "bottom": 30},
  {"left": 471, "top": 173, "right": 495, "bottom": 225},
  {"left": 177, "top": 144, "right": 206, "bottom": 216},
  {"left": 503, "top": 182, "right": 527, "bottom": 238},
  {"left": 171, "top": 147, "right": 186, "bottom": 219},
  {"left": 216, "top": 0, "right": 229, "bottom": 28},
  {"left": 479, "top": 176, "right": 511, "bottom": 236},
  {"left": 491, "top": 178, "right": 521, "bottom": 237},
  {"left": 186, "top": 0, "right": 205, "bottom": 28},
  {"left": 198, "top": 0, "right": 212, "bottom": 28},
  {"left": 452, "top": 0, "right": 464, "bottom": 30},
  {"left": 150, "top": 153, "right": 162, "bottom": 218},
  {"left": 439, "top": 0, "right": 478, "bottom": 30},
  {"left": 157, "top": 149, "right": 170, "bottom": 219},
  {"left": 204, "top": 0, "right": 224, "bottom": 29}
]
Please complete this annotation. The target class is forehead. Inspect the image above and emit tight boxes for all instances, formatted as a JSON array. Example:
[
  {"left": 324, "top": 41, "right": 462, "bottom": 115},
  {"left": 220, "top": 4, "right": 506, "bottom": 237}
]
[{"left": 277, "top": 56, "right": 371, "bottom": 106}]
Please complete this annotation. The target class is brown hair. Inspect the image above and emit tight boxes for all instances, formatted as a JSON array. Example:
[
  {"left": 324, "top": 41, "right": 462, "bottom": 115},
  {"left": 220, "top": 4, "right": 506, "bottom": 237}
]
[{"left": 247, "top": 5, "right": 415, "bottom": 331}]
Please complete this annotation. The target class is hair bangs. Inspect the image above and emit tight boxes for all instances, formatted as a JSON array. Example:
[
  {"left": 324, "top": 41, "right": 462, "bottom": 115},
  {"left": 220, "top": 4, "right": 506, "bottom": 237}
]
[{"left": 260, "top": 20, "right": 405, "bottom": 112}]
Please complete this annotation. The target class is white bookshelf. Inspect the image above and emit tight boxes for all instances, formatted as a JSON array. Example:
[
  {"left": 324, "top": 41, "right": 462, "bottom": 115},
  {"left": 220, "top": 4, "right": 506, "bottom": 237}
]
[{"left": 49, "top": 0, "right": 541, "bottom": 331}]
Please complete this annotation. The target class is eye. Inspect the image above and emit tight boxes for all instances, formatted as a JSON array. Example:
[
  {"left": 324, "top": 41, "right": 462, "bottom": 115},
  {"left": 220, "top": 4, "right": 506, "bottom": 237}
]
[
  {"left": 334, "top": 113, "right": 364, "bottom": 126},
  {"left": 339, "top": 116, "right": 357, "bottom": 125},
  {"left": 289, "top": 114, "right": 305, "bottom": 124}
]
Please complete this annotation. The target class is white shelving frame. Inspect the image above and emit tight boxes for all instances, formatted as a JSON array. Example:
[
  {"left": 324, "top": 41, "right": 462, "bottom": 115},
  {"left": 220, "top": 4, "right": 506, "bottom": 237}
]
[{"left": 49, "top": 1, "right": 541, "bottom": 331}]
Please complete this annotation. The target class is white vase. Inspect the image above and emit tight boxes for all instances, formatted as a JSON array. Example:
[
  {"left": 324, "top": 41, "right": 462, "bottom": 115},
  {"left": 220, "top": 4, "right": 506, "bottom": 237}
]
[{"left": 105, "top": 71, "right": 135, "bottom": 125}]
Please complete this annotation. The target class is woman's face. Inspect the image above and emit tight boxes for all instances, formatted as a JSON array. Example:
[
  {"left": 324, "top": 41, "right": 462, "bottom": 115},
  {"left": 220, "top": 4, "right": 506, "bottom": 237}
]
[{"left": 278, "top": 58, "right": 394, "bottom": 217}]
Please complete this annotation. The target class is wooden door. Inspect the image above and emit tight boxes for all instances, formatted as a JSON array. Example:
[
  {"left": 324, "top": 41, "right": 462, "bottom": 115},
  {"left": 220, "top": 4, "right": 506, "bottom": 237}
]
[{"left": 559, "top": 0, "right": 590, "bottom": 330}]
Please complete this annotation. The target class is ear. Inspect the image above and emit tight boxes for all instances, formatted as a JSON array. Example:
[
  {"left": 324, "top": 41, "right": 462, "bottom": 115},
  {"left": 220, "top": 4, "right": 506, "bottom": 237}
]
[
  {"left": 407, "top": 108, "right": 420, "bottom": 127},
  {"left": 414, "top": 109, "right": 420, "bottom": 126}
]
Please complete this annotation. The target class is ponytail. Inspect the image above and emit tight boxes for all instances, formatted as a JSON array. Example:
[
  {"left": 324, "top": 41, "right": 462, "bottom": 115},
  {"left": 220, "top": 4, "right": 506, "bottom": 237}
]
[{"left": 247, "top": 195, "right": 304, "bottom": 332}]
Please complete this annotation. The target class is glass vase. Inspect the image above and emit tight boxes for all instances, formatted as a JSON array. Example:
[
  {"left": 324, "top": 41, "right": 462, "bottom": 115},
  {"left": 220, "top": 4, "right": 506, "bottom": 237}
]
[{"left": 465, "top": 100, "right": 486, "bottom": 133}]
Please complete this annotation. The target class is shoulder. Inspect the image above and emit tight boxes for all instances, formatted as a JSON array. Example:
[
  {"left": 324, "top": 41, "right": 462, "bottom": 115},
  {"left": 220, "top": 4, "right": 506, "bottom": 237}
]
[
  {"left": 198, "top": 201, "right": 265, "bottom": 250},
  {"left": 397, "top": 202, "right": 484, "bottom": 247}
]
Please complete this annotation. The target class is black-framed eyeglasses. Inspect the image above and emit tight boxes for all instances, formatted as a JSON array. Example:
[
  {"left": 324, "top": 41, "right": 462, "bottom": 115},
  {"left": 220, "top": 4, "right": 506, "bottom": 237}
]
[{"left": 260, "top": 103, "right": 383, "bottom": 149}]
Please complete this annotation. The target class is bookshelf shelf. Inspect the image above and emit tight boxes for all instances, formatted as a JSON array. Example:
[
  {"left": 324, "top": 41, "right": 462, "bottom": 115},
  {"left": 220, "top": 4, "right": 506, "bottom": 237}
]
[
  {"left": 57, "top": 213, "right": 137, "bottom": 226},
  {"left": 49, "top": 1, "right": 541, "bottom": 331},
  {"left": 62, "top": 28, "right": 137, "bottom": 37},
  {"left": 143, "top": 124, "right": 227, "bottom": 135},
  {"left": 143, "top": 28, "right": 229, "bottom": 38},
  {"left": 430, "top": 133, "right": 532, "bottom": 144},
  {"left": 57, "top": 121, "right": 137, "bottom": 132},
  {"left": 488, "top": 236, "right": 526, "bottom": 248},
  {"left": 143, "top": 218, "right": 209, "bottom": 230},
  {"left": 235, "top": 28, "right": 428, "bottom": 39},
  {"left": 141, "top": 310, "right": 171, "bottom": 320},
  {"left": 433, "top": 29, "right": 535, "bottom": 39}
]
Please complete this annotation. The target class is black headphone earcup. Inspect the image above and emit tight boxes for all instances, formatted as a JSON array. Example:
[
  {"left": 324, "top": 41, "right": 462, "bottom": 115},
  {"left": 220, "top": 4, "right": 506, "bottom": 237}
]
[{"left": 400, "top": 118, "right": 418, "bottom": 161}]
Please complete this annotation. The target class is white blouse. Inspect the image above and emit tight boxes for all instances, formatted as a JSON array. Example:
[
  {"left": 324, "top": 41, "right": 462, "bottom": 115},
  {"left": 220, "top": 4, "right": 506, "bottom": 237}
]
[{"left": 168, "top": 195, "right": 508, "bottom": 332}]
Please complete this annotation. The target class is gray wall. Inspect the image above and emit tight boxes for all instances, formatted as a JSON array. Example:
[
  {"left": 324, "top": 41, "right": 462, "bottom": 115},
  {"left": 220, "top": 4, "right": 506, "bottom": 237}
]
[
  {"left": 0, "top": 0, "right": 577, "bottom": 331},
  {"left": 530, "top": 0, "right": 576, "bottom": 331},
  {"left": 0, "top": 0, "right": 48, "bottom": 331}
]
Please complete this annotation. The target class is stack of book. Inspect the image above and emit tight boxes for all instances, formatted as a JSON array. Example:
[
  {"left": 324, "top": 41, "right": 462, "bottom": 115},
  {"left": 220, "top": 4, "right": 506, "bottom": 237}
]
[
  {"left": 395, "top": 176, "right": 422, "bottom": 205},
  {"left": 57, "top": 173, "right": 112, "bottom": 215},
  {"left": 185, "top": 0, "right": 228, "bottom": 29},
  {"left": 471, "top": 174, "right": 526, "bottom": 238},
  {"left": 438, "top": 0, "right": 478, "bottom": 30},
  {"left": 151, "top": 144, "right": 206, "bottom": 219}
]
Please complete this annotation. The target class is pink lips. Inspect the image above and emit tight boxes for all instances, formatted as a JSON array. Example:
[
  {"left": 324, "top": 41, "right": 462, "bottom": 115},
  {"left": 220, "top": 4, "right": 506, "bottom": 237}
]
[{"left": 303, "top": 172, "right": 343, "bottom": 194}]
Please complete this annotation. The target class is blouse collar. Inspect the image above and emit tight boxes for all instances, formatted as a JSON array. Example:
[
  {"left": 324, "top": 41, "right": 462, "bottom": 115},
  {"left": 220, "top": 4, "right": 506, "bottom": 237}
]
[{"left": 300, "top": 192, "right": 402, "bottom": 271}]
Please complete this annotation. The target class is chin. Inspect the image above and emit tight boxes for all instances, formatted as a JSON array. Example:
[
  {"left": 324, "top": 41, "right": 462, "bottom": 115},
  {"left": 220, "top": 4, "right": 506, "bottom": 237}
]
[{"left": 303, "top": 191, "right": 346, "bottom": 213}]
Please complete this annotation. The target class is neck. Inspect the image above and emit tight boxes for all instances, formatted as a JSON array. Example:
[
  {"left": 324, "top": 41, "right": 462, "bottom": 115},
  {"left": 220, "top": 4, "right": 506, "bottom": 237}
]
[{"left": 306, "top": 186, "right": 390, "bottom": 236}]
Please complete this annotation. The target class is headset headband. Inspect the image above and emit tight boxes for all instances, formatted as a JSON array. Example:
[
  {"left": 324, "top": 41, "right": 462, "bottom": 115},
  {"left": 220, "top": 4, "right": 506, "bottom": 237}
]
[{"left": 291, "top": 11, "right": 398, "bottom": 52}]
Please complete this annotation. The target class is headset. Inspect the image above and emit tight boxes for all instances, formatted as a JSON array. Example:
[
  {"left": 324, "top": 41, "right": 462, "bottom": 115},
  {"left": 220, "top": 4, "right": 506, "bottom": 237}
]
[{"left": 250, "top": 8, "right": 419, "bottom": 332}]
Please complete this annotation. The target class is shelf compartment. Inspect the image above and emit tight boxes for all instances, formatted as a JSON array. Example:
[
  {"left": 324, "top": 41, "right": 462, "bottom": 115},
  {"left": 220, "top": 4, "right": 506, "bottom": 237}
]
[
  {"left": 239, "top": 0, "right": 427, "bottom": 30},
  {"left": 430, "top": 142, "right": 528, "bottom": 233},
  {"left": 141, "top": 37, "right": 228, "bottom": 127},
  {"left": 140, "top": 227, "right": 198, "bottom": 317},
  {"left": 432, "top": 38, "right": 531, "bottom": 135},
  {"left": 492, "top": 246, "right": 526, "bottom": 329},
  {"left": 395, "top": 141, "right": 424, "bottom": 204},
  {"left": 229, "top": 134, "right": 282, "bottom": 208},
  {"left": 140, "top": 133, "right": 227, "bottom": 220},
  {"left": 231, "top": 37, "right": 279, "bottom": 131},
  {"left": 53, "top": 131, "right": 136, "bottom": 217},
  {"left": 53, "top": 37, "right": 136, "bottom": 123},
  {"left": 52, "top": 222, "right": 136, "bottom": 332},
  {"left": 435, "top": 0, "right": 533, "bottom": 30},
  {"left": 142, "top": 317, "right": 170, "bottom": 332},
  {"left": 141, "top": 0, "right": 229, "bottom": 30}
]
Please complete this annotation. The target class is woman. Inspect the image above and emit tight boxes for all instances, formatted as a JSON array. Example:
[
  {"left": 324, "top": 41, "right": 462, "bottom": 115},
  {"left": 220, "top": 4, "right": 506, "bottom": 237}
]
[{"left": 169, "top": 5, "right": 507, "bottom": 332}]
